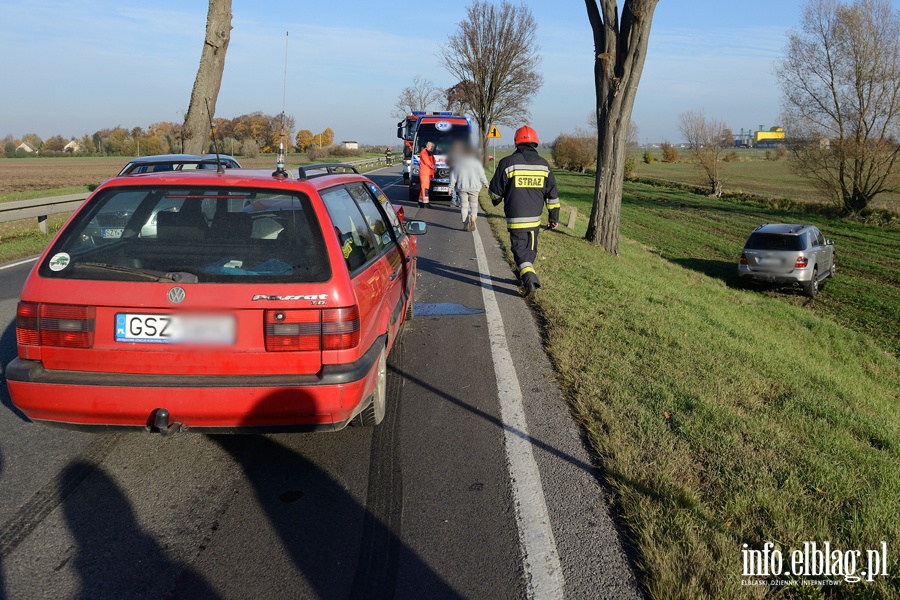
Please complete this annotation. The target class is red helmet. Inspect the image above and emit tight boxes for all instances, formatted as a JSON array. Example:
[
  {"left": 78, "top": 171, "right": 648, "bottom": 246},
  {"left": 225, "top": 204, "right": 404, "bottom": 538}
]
[{"left": 514, "top": 126, "right": 539, "bottom": 146}]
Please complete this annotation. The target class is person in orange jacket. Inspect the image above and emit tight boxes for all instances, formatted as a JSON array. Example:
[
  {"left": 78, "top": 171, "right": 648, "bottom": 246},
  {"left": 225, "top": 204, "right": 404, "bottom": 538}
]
[{"left": 418, "top": 141, "right": 436, "bottom": 208}]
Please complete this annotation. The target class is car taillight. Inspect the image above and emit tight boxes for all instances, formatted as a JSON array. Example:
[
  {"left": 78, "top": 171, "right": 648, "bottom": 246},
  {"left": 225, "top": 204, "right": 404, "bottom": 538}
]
[
  {"left": 322, "top": 307, "right": 360, "bottom": 350},
  {"left": 264, "top": 307, "right": 360, "bottom": 352},
  {"left": 795, "top": 256, "right": 809, "bottom": 268},
  {"left": 16, "top": 302, "right": 40, "bottom": 346},
  {"left": 740, "top": 253, "right": 748, "bottom": 265},
  {"left": 265, "top": 310, "right": 321, "bottom": 352},
  {"left": 16, "top": 302, "right": 95, "bottom": 348}
]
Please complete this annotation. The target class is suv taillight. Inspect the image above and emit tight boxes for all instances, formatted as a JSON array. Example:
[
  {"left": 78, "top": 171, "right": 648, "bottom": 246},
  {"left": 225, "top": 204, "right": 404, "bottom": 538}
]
[
  {"left": 795, "top": 256, "right": 809, "bottom": 268},
  {"left": 265, "top": 307, "right": 360, "bottom": 352},
  {"left": 740, "top": 253, "right": 748, "bottom": 265},
  {"left": 16, "top": 302, "right": 96, "bottom": 348}
]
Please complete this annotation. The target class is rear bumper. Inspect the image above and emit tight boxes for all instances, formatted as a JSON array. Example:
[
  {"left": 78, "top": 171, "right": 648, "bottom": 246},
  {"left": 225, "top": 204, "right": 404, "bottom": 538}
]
[
  {"left": 738, "top": 265, "right": 812, "bottom": 284},
  {"left": 5, "top": 336, "right": 385, "bottom": 432}
]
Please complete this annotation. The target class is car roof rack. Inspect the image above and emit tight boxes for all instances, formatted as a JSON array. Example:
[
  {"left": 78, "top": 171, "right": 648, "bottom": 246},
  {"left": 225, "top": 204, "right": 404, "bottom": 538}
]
[{"left": 297, "top": 163, "right": 360, "bottom": 180}]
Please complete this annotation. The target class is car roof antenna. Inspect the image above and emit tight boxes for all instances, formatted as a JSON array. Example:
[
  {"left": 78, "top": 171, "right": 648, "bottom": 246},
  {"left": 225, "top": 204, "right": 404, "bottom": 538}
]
[
  {"left": 273, "top": 31, "right": 290, "bottom": 179},
  {"left": 204, "top": 97, "right": 225, "bottom": 174}
]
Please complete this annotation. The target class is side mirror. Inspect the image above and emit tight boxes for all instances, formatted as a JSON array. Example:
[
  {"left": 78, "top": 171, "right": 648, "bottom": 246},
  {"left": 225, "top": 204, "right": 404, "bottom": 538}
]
[
  {"left": 397, "top": 126, "right": 404, "bottom": 139},
  {"left": 826, "top": 239, "right": 834, "bottom": 246},
  {"left": 406, "top": 220, "right": 427, "bottom": 236}
]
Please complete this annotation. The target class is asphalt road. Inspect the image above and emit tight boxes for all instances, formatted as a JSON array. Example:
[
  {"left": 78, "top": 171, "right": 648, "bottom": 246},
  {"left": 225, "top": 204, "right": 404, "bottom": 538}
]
[{"left": 0, "top": 165, "right": 641, "bottom": 599}]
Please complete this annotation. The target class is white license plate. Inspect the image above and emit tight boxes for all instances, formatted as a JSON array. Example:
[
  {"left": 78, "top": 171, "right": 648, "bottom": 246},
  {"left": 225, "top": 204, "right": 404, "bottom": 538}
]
[
  {"left": 115, "top": 314, "right": 235, "bottom": 345},
  {"left": 433, "top": 186, "right": 449, "bottom": 193},
  {"left": 101, "top": 228, "right": 124, "bottom": 239},
  {"left": 757, "top": 258, "right": 782, "bottom": 266}
]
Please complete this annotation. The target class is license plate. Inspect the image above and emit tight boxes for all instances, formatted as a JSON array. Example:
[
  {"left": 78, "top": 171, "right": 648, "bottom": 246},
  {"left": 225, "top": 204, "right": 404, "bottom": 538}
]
[
  {"left": 433, "top": 186, "right": 450, "bottom": 193},
  {"left": 758, "top": 258, "right": 782, "bottom": 266},
  {"left": 101, "top": 228, "right": 124, "bottom": 239},
  {"left": 115, "top": 313, "right": 235, "bottom": 345}
]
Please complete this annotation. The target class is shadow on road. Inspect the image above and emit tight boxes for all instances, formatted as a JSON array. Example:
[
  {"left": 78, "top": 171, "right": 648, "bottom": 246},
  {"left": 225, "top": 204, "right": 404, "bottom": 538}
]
[
  {"left": 0, "top": 318, "right": 29, "bottom": 422},
  {"left": 62, "top": 462, "right": 219, "bottom": 600},
  {"left": 389, "top": 365, "right": 595, "bottom": 477},
  {"left": 416, "top": 257, "right": 521, "bottom": 299},
  {"left": 207, "top": 431, "right": 463, "bottom": 600}
]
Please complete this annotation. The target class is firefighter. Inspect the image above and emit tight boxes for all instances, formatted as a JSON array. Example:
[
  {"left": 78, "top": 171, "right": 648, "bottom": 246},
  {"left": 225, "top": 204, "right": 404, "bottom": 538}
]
[
  {"left": 418, "top": 141, "right": 436, "bottom": 208},
  {"left": 489, "top": 126, "right": 559, "bottom": 298}
]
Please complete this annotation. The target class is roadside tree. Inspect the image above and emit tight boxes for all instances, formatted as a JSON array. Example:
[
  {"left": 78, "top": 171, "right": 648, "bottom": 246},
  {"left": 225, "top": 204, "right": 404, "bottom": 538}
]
[
  {"left": 182, "top": 0, "right": 232, "bottom": 154},
  {"left": 442, "top": 1, "right": 542, "bottom": 165},
  {"left": 777, "top": 0, "right": 900, "bottom": 213},
  {"left": 678, "top": 110, "right": 731, "bottom": 197},
  {"left": 295, "top": 129, "right": 314, "bottom": 153},
  {"left": 393, "top": 76, "right": 443, "bottom": 119},
  {"left": 583, "top": 0, "right": 659, "bottom": 255}
]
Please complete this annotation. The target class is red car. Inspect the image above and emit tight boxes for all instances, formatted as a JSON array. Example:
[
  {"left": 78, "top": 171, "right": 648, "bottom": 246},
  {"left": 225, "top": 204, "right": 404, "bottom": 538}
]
[{"left": 6, "top": 166, "right": 426, "bottom": 433}]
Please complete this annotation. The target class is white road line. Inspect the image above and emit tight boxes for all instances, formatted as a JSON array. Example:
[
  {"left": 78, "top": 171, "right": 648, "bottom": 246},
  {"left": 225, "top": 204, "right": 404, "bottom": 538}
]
[
  {"left": 471, "top": 225, "right": 565, "bottom": 599},
  {"left": 0, "top": 256, "right": 38, "bottom": 271}
]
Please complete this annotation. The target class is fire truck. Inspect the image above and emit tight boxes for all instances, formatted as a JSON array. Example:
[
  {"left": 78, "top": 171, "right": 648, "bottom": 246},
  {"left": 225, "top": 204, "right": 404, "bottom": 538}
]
[
  {"left": 396, "top": 113, "right": 420, "bottom": 183},
  {"left": 398, "top": 112, "right": 473, "bottom": 202}
]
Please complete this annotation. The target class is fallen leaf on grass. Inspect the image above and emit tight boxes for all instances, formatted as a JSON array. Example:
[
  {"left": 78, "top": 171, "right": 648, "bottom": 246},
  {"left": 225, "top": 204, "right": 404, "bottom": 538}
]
[{"left": 664, "top": 411, "right": 671, "bottom": 420}]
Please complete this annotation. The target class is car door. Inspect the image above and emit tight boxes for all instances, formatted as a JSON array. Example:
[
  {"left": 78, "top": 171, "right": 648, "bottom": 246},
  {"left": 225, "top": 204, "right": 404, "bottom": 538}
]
[
  {"left": 320, "top": 186, "right": 389, "bottom": 352},
  {"left": 365, "top": 182, "right": 415, "bottom": 314},
  {"left": 347, "top": 183, "right": 405, "bottom": 350},
  {"left": 818, "top": 229, "right": 833, "bottom": 272}
]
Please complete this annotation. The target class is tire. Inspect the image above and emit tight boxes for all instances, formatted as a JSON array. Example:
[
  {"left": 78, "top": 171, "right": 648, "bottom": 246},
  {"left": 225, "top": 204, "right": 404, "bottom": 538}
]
[
  {"left": 803, "top": 267, "right": 819, "bottom": 298},
  {"left": 351, "top": 347, "right": 387, "bottom": 427},
  {"left": 408, "top": 186, "right": 418, "bottom": 203},
  {"left": 406, "top": 298, "right": 415, "bottom": 320}
]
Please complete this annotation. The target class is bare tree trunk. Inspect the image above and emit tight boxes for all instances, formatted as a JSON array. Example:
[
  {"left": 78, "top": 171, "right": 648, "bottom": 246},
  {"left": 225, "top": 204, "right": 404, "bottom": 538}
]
[
  {"left": 182, "top": 0, "right": 232, "bottom": 154},
  {"left": 585, "top": 0, "right": 658, "bottom": 255}
]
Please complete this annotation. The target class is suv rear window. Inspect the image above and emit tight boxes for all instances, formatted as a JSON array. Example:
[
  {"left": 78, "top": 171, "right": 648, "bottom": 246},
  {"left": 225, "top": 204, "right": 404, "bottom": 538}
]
[
  {"left": 39, "top": 185, "right": 331, "bottom": 283},
  {"left": 744, "top": 233, "right": 806, "bottom": 251}
]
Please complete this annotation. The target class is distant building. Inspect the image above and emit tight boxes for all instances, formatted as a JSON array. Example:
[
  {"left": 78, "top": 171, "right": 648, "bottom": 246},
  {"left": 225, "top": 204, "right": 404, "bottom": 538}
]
[
  {"left": 64, "top": 140, "right": 80, "bottom": 153},
  {"left": 754, "top": 126, "right": 785, "bottom": 146},
  {"left": 340, "top": 141, "right": 359, "bottom": 150},
  {"left": 16, "top": 142, "right": 38, "bottom": 154}
]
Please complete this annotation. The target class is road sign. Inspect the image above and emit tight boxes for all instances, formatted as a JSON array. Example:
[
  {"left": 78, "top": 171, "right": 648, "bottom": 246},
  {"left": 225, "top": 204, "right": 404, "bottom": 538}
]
[{"left": 487, "top": 125, "right": 502, "bottom": 139}]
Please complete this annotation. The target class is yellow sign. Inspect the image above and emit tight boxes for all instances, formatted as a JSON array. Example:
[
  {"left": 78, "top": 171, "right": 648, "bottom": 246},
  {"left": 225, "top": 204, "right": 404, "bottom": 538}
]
[{"left": 487, "top": 125, "right": 502, "bottom": 139}]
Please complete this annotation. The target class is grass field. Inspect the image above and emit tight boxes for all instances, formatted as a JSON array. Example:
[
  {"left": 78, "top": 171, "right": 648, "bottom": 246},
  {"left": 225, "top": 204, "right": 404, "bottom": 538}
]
[
  {"left": 0, "top": 153, "right": 388, "bottom": 202},
  {"left": 0, "top": 153, "right": 392, "bottom": 263},
  {"left": 637, "top": 150, "right": 900, "bottom": 213},
  {"left": 481, "top": 172, "right": 900, "bottom": 598}
]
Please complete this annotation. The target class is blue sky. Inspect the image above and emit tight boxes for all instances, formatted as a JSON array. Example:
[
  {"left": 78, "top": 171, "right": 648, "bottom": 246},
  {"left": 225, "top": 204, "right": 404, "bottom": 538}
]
[{"left": 0, "top": 1, "right": 823, "bottom": 145}]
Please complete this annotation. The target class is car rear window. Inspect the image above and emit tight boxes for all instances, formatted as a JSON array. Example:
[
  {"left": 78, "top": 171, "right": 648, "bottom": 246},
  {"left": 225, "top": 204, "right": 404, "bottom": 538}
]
[
  {"left": 39, "top": 185, "right": 331, "bottom": 283},
  {"left": 744, "top": 232, "right": 805, "bottom": 251}
]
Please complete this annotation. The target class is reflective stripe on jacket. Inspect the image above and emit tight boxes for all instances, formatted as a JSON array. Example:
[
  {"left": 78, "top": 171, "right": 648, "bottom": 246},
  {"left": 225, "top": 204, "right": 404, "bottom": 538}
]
[{"left": 488, "top": 145, "right": 560, "bottom": 228}]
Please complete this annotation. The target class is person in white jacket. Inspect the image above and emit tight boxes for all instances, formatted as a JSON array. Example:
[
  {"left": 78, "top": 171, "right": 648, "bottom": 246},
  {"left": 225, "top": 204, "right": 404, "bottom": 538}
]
[{"left": 449, "top": 146, "right": 489, "bottom": 231}]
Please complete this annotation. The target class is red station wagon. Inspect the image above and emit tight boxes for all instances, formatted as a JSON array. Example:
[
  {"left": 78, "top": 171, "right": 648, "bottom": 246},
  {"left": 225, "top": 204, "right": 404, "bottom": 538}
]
[{"left": 5, "top": 165, "right": 426, "bottom": 433}]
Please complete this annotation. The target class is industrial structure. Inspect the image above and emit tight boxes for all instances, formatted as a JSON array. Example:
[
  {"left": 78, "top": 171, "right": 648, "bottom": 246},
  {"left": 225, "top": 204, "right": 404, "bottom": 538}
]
[{"left": 733, "top": 125, "right": 785, "bottom": 148}]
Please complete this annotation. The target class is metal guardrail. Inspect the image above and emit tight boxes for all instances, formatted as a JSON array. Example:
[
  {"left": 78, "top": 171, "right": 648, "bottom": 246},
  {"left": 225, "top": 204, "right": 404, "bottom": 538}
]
[
  {"left": 0, "top": 155, "right": 396, "bottom": 235},
  {"left": 0, "top": 193, "right": 90, "bottom": 233}
]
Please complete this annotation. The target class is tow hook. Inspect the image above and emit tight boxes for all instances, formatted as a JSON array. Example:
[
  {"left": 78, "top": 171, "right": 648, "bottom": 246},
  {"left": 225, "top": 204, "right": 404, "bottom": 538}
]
[{"left": 153, "top": 408, "right": 182, "bottom": 436}]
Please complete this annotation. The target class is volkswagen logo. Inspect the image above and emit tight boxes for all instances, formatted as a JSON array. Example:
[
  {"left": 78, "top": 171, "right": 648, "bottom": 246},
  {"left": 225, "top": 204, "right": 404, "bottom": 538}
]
[{"left": 167, "top": 286, "right": 186, "bottom": 304}]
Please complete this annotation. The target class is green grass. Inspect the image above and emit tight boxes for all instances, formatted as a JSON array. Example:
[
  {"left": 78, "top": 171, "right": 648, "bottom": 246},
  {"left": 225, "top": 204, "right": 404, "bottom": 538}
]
[
  {"left": 0, "top": 215, "right": 68, "bottom": 263},
  {"left": 481, "top": 173, "right": 900, "bottom": 599},
  {"left": 0, "top": 185, "right": 92, "bottom": 204},
  {"left": 637, "top": 151, "right": 899, "bottom": 213}
]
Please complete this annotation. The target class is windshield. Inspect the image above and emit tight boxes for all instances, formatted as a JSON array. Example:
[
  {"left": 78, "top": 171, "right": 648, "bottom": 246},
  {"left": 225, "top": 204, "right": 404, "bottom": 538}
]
[
  {"left": 414, "top": 124, "right": 471, "bottom": 155},
  {"left": 744, "top": 232, "right": 805, "bottom": 251},
  {"left": 39, "top": 185, "right": 331, "bottom": 283}
]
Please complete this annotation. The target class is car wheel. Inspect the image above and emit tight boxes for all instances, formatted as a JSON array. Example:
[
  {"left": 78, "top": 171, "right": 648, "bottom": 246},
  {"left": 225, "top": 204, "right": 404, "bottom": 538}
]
[
  {"left": 803, "top": 267, "right": 819, "bottom": 298},
  {"left": 352, "top": 347, "right": 387, "bottom": 427},
  {"left": 406, "top": 298, "right": 414, "bottom": 320},
  {"left": 408, "top": 187, "right": 418, "bottom": 203}
]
